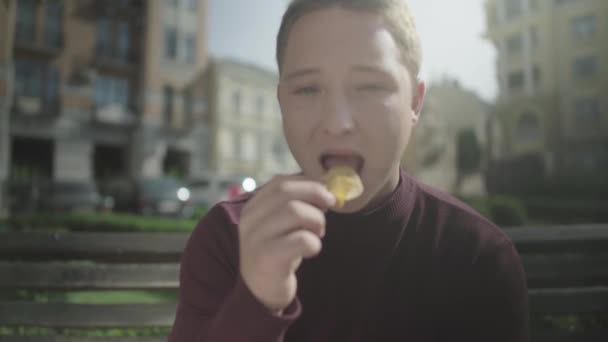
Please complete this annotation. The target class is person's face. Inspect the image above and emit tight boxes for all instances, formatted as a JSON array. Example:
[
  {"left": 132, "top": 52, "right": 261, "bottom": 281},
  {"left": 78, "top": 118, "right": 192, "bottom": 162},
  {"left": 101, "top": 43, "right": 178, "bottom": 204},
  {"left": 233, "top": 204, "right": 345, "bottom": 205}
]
[{"left": 278, "top": 7, "right": 425, "bottom": 212}]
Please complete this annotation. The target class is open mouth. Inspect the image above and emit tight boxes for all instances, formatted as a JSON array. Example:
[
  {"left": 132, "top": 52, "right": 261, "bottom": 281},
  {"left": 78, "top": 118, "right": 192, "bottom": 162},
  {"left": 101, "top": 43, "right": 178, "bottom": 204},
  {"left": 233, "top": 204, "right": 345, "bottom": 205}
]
[{"left": 320, "top": 153, "right": 364, "bottom": 174}]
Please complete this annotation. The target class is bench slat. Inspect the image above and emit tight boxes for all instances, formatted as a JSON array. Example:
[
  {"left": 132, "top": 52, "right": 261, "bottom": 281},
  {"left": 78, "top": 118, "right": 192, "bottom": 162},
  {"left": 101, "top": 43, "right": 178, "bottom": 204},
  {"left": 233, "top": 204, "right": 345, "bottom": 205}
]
[
  {"left": 530, "top": 330, "right": 608, "bottom": 342},
  {"left": 0, "top": 225, "right": 607, "bottom": 261},
  {"left": 529, "top": 287, "right": 608, "bottom": 314},
  {"left": 0, "top": 302, "right": 177, "bottom": 328},
  {"left": 505, "top": 225, "right": 608, "bottom": 253},
  {"left": 523, "top": 253, "right": 608, "bottom": 288},
  {"left": 0, "top": 232, "right": 188, "bottom": 262},
  {"left": 0, "top": 337, "right": 168, "bottom": 342},
  {"left": 0, "top": 262, "right": 179, "bottom": 289}
]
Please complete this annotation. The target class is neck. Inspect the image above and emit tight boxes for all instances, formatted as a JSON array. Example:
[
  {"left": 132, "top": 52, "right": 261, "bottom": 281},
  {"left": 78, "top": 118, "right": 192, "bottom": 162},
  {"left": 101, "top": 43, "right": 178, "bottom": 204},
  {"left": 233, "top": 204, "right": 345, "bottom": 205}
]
[{"left": 363, "top": 167, "right": 400, "bottom": 211}]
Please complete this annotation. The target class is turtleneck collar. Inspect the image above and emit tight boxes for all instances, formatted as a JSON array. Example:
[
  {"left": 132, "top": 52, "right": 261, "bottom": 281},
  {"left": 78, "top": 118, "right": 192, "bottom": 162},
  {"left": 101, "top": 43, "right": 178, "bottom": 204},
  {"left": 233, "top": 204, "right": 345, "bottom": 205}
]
[{"left": 321, "top": 168, "right": 417, "bottom": 269}]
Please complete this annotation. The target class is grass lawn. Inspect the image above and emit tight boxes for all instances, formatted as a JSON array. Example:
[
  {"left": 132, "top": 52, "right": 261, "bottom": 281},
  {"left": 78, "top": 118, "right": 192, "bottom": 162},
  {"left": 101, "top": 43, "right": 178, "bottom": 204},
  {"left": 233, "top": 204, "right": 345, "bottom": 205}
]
[{"left": 0, "top": 289, "right": 178, "bottom": 337}]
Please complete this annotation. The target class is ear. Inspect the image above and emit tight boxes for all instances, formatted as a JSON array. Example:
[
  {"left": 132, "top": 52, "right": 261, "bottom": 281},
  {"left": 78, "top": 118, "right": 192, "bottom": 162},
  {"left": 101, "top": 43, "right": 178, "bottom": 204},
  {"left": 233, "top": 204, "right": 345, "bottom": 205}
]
[
  {"left": 411, "top": 80, "right": 426, "bottom": 126},
  {"left": 276, "top": 83, "right": 283, "bottom": 112}
]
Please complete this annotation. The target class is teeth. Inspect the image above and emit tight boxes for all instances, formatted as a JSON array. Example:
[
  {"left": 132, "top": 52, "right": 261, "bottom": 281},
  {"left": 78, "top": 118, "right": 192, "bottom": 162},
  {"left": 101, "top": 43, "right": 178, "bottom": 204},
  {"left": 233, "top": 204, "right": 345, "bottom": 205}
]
[{"left": 321, "top": 155, "right": 363, "bottom": 172}]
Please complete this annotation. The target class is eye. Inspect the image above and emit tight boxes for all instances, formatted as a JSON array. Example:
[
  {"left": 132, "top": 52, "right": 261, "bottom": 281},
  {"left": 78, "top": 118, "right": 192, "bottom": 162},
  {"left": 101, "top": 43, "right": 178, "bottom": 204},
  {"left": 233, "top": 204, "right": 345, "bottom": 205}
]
[{"left": 293, "top": 86, "right": 320, "bottom": 95}]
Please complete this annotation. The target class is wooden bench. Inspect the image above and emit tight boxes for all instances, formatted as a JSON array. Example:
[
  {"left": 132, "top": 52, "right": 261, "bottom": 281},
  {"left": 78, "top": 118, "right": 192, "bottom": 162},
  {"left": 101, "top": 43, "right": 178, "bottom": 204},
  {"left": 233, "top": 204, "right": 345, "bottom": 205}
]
[{"left": 0, "top": 225, "right": 607, "bottom": 341}]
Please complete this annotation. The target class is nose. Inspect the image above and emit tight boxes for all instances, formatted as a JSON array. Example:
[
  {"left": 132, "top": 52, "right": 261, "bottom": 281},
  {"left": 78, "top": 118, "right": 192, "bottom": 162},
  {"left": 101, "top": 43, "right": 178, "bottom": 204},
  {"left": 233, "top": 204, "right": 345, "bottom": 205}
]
[{"left": 321, "top": 90, "right": 356, "bottom": 136}]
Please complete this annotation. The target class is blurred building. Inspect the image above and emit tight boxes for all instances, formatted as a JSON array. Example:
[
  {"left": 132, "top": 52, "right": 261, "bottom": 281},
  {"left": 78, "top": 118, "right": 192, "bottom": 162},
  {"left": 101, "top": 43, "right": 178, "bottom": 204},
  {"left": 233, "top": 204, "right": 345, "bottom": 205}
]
[
  {"left": 0, "top": 0, "right": 209, "bottom": 201},
  {"left": 484, "top": 0, "right": 608, "bottom": 180},
  {"left": 403, "top": 78, "right": 490, "bottom": 196},
  {"left": 199, "top": 58, "right": 298, "bottom": 185}
]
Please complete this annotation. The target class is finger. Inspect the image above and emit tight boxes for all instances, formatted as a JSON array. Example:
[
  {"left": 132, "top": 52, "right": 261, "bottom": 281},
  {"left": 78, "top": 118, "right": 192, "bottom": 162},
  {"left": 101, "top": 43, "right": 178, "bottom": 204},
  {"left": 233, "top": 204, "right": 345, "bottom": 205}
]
[
  {"left": 267, "top": 229, "right": 322, "bottom": 273},
  {"left": 247, "top": 199, "right": 327, "bottom": 247},
  {"left": 241, "top": 179, "right": 335, "bottom": 235}
]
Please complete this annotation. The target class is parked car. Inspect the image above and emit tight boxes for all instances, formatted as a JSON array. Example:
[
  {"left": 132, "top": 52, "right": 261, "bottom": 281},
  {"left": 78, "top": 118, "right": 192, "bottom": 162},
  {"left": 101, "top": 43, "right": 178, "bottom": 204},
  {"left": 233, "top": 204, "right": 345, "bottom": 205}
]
[
  {"left": 187, "top": 175, "right": 251, "bottom": 209},
  {"left": 102, "top": 177, "right": 192, "bottom": 217},
  {"left": 38, "top": 181, "right": 110, "bottom": 214}
]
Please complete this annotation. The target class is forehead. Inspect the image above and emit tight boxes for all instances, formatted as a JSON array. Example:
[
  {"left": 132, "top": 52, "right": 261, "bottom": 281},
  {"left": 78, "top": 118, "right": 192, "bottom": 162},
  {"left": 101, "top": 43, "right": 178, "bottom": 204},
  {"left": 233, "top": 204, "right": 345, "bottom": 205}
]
[{"left": 282, "top": 7, "right": 404, "bottom": 74}]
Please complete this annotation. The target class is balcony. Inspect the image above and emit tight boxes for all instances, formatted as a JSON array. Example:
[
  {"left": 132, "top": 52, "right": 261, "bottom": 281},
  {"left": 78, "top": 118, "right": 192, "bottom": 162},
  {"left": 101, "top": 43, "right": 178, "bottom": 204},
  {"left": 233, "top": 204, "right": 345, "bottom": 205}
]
[
  {"left": 94, "top": 46, "right": 139, "bottom": 75},
  {"left": 93, "top": 103, "right": 137, "bottom": 127},
  {"left": 11, "top": 95, "right": 61, "bottom": 123}
]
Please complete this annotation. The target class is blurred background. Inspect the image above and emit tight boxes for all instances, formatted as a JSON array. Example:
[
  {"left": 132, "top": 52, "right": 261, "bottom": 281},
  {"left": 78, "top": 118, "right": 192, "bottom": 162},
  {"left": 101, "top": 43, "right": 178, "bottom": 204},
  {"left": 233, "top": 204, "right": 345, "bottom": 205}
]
[
  {"left": 0, "top": 1, "right": 607, "bottom": 340},
  {"left": 0, "top": 0, "right": 606, "bottom": 225}
]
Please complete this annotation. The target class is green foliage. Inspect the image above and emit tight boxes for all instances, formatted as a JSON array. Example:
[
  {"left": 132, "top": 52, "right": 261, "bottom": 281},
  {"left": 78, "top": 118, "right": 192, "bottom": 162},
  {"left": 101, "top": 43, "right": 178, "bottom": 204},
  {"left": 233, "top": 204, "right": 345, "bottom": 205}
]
[
  {"left": 461, "top": 196, "right": 528, "bottom": 227},
  {"left": 488, "top": 196, "right": 528, "bottom": 227},
  {"left": 190, "top": 205, "right": 209, "bottom": 221},
  {"left": 0, "top": 326, "right": 171, "bottom": 337},
  {"left": 456, "top": 128, "right": 482, "bottom": 176},
  {"left": 5, "top": 213, "right": 198, "bottom": 232},
  {"left": 10, "top": 289, "right": 177, "bottom": 304}
]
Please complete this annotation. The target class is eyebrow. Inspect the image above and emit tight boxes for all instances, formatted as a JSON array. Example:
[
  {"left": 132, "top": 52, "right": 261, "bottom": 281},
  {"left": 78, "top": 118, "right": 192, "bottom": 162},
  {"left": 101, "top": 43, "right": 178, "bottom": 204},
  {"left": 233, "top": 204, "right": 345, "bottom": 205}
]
[
  {"left": 351, "top": 64, "right": 391, "bottom": 77},
  {"left": 282, "top": 64, "right": 393, "bottom": 81},
  {"left": 282, "top": 68, "right": 321, "bottom": 81}
]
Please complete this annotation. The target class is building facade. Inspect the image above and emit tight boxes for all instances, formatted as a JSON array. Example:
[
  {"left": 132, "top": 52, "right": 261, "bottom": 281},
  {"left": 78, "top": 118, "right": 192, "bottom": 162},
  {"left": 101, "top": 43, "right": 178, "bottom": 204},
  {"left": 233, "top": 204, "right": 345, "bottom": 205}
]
[
  {"left": 0, "top": 0, "right": 209, "bottom": 213},
  {"left": 202, "top": 58, "right": 298, "bottom": 186},
  {"left": 403, "top": 79, "right": 490, "bottom": 196},
  {"left": 484, "top": 0, "right": 608, "bottom": 179}
]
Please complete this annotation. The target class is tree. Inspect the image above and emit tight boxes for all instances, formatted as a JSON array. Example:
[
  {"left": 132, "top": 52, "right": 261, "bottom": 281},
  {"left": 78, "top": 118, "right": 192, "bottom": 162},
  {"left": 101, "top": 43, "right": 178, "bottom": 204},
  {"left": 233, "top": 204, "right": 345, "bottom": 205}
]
[{"left": 455, "top": 128, "right": 482, "bottom": 194}]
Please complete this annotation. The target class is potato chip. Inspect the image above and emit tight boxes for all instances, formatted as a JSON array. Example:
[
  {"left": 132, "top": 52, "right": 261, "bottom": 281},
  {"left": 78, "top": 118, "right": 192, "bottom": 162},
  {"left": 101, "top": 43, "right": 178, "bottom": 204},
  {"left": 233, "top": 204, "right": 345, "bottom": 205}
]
[{"left": 322, "top": 166, "right": 364, "bottom": 208}]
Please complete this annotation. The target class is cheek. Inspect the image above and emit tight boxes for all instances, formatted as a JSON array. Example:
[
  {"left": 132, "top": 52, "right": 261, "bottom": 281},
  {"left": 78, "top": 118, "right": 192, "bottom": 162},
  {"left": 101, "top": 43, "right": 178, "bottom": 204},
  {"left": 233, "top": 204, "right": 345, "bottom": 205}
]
[
  {"left": 281, "top": 109, "right": 317, "bottom": 162},
  {"left": 363, "top": 103, "right": 412, "bottom": 159}
]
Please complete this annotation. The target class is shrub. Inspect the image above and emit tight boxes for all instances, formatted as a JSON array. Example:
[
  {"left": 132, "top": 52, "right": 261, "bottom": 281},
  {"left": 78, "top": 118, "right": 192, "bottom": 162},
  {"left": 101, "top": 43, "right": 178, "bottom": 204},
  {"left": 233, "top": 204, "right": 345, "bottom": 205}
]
[
  {"left": 5, "top": 213, "right": 198, "bottom": 232},
  {"left": 488, "top": 196, "right": 528, "bottom": 227},
  {"left": 460, "top": 196, "right": 528, "bottom": 227}
]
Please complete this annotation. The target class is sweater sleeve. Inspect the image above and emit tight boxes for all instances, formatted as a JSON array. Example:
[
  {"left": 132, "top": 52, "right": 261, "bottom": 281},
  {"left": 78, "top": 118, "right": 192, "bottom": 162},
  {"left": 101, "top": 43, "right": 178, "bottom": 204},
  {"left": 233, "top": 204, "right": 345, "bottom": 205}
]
[
  {"left": 458, "top": 238, "right": 530, "bottom": 342},
  {"left": 168, "top": 204, "right": 301, "bottom": 342}
]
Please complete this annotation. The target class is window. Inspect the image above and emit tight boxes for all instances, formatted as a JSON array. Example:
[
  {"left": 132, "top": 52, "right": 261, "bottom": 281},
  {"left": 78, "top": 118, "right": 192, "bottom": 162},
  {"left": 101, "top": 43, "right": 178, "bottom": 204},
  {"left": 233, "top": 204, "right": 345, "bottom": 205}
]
[
  {"left": 529, "top": 0, "right": 538, "bottom": 11},
  {"left": 45, "top": 0, "right": 63, "bottom": 48},
  {"left": 96, "top": 18, "right": 112, "bottom": 57},
  {"left": 46, "top": 68, "right": 60, "bottom": 110},
  {"left": 184, "top": 0, "right": 197, "bottom": 10},
  {"left": 96, "top": 19, "right": 132, "bottom": 62},
  {"left": 242, "top": 133, "right": 258, "bottom": 162},
  {"left": 16, "top": 0, "right": 37, "bottom": 43},
  {"left": 256, "top": 96, "right": 265, "bottom": 116},
  {"left": 555, "top": 0, "right": 577, "bottom": 5},
  {"left": 220, "top": 130, "right": 234, "bottom": 159},
  {"left": 516, "top": 112, "right": 541, "bottom": 142},
  {"left": 575, "top": 98, "right": 600, "bottom": 127},
  {"left": 165, "top": 27, "right": 178, "bottom": 60},
  {"left": 183, "top": 89, "right": 193, "bottom": 124},
  {"left": 94, "top": 75, "right": 130, "bottom": 108},
  {"left": 15, "top": 60, "right": 60, "bottom": 112},
  {"left": 116, "top": 22, "right": 131, "bottom": 62},
  {"left": 506, "top": 33, "right": 523, "bottom": 54},
  {"left": 572, "top": 15, "right": 596, "bottom": 40},
  {"left": 164, "top": 86, "right": 175, "bottom": 125},
  {"left": 184, "top": 34, "right": 196, "bottom": 64},
  {"left": 505, "top": 0, "right": 523, "bottom": 20},
  {"left": 508, "top": 71, "right": 524, "bottom": 90},
  {"left": 533, "top": 65, "right": 541, "bottom": 87},
  {"left": 15, "top": 60, "right": 42, "bottom": 98},
  {"left": 273, "top": 137, "right": 288, "bottom": 163},
  {"left": 233, "top": 131, "right": 242, "bottom": 159},
  {"left": 573, "top": 56, "right": 599, "bottom": 79},
  {"left": 529, "top": 27, "right": 538, "bottom": 48},
  {"left": 233, "top": 90, "right": 241, "bottom": 115}
]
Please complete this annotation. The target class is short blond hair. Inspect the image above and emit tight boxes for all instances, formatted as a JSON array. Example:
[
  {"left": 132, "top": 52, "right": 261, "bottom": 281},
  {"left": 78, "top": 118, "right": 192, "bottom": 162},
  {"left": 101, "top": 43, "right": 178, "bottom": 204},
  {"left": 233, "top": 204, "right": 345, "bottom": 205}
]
[{"left": 276, "top": 0, "right": 422, "bottom": 78}]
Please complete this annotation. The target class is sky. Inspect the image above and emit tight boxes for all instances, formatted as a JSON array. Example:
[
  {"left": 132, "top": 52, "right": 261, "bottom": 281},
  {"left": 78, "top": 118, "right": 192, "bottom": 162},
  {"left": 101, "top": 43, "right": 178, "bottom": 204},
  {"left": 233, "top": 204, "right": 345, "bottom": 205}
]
[{"left": 209, "top": 0, "right": 497, "bottom": 101}]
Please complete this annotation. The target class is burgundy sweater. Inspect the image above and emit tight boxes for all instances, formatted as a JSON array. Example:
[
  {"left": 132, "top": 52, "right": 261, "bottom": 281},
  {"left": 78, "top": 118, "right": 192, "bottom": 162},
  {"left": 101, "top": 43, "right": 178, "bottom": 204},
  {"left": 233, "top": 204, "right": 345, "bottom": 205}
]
[{"left": 169, "top": 171, "right": 529, "bottom": 341}]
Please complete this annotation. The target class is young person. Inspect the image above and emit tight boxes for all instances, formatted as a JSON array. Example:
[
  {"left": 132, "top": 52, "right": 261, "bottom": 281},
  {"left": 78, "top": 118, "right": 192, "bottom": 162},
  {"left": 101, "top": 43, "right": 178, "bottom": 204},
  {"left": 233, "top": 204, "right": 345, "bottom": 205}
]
[{"left": 169, "top": 1, "right": 529, "bottom": 341}]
